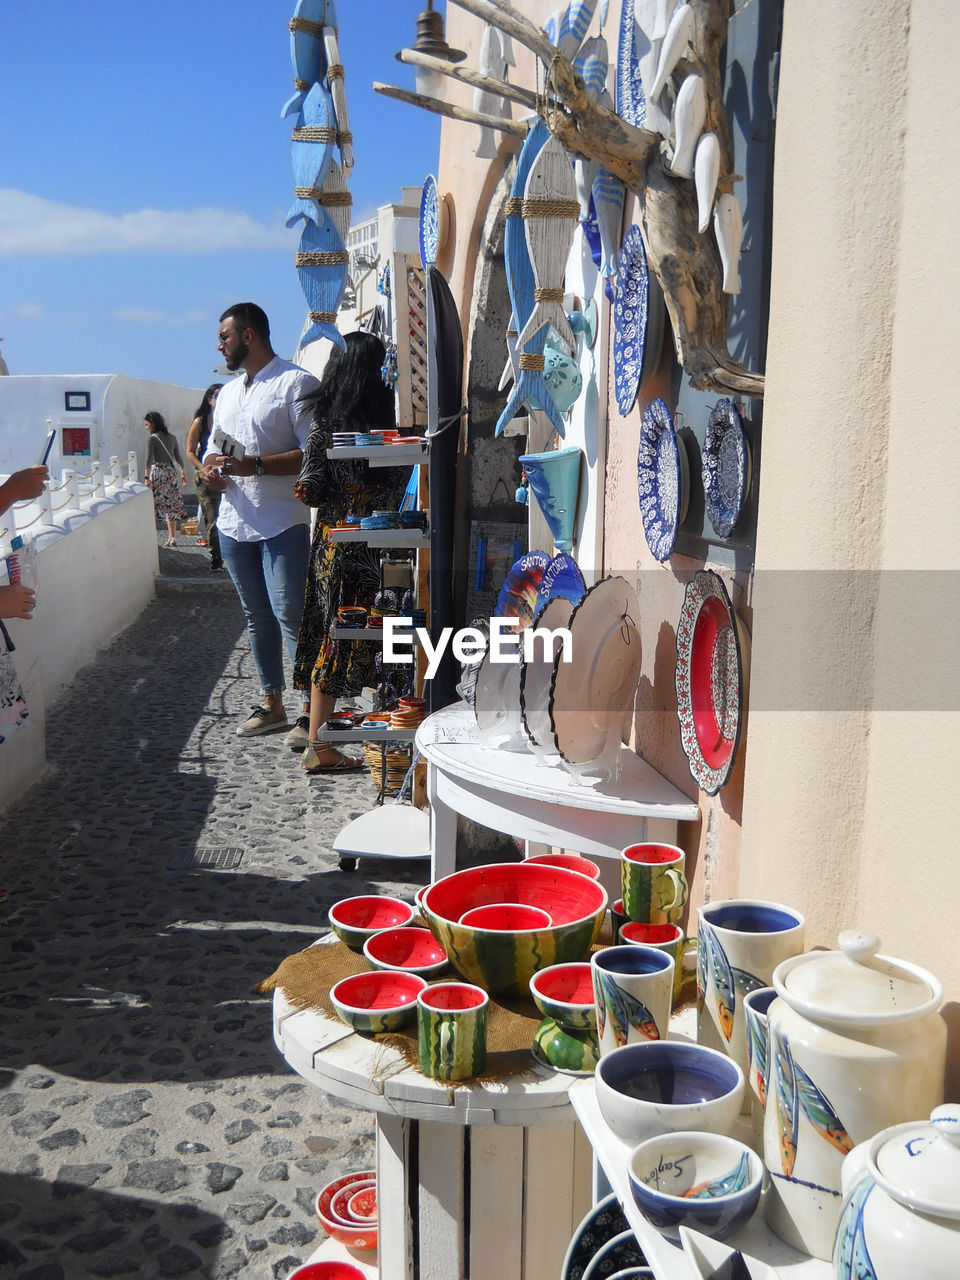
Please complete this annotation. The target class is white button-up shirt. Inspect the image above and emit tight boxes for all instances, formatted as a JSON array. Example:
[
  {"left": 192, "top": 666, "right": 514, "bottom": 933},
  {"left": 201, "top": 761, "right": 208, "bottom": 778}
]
[{"left": 205, "top": 355, "right": 319, "bottom": 542}]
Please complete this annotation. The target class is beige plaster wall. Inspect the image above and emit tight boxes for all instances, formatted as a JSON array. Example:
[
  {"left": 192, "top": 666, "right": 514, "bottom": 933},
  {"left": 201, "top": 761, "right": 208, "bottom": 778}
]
[{"left": 739, "top": 0, "right": 960, "bottom": 1049}]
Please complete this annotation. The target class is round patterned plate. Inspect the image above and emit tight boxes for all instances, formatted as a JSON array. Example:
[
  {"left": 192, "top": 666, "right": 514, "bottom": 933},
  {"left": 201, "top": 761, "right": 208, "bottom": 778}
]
[
  {"left": 560, "top": 1192, "right": 631, "bottom": 1280},
  {"left": 549, "top": 576, "right": 642, "bottom": 770},
  {"left": 494, "top": 551, "right": 552, "bottom": 628},
  {"left": 615, "top": 0, "right": 647, "bottom": 128},
  {"left": 535, "top": 551, "right": 587, "bottom": 614},
  {"left": 637, "top": 398, "right": 690, "bottom": 561},
  {"left": 419, "top": 174, "right": 440, "bottom": 268},
  {"left": 675, "top": 570, "right": 750, "bottom": 795},
  {"left": 581, "top": 1228, "right": 650, "bottom": 1280},
  {"left": 702, "top": 397, "right": 751, "bottom": 538},
  {"left": 613, "top": 227, "right": 666, "bottom": 416}
]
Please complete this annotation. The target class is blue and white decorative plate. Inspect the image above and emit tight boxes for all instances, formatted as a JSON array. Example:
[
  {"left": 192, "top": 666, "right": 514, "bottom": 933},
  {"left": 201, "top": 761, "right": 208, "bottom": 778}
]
[
  {"left": 581, "top": 1228, "right": 650, "bottom": 1280},
  {"left": 637, "top": 398, "right": 689, "bottom": 561},
  {"left": 534, "top": 551, "right": 587, "bottom": 614},
  {"left": 419, "top": 174, "right": 440, "bottom": 268},
  {"left": 560, "top": 1193, "right": 631, "bottom": 1280},
  {"left": 613, "top": 227, "right": 649, "bottom": 415},
  {"left": 616, "top": 0, "right": 647, "bottom": 127},
  {"left": 702, "top": 398, "right": 751, "bottom": 538},
  {"left": 494, "top": 551, "right": 552, "bottom": 628}
]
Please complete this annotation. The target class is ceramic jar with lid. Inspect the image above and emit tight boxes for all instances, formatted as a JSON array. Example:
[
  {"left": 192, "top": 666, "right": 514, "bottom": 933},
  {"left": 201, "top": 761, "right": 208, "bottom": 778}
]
[
  {"left": 762, "top": 929, "right": 946, "bottom": 1260},
  {"left": 833, "top": 1105, "right": 960, "bottom": 1279}
]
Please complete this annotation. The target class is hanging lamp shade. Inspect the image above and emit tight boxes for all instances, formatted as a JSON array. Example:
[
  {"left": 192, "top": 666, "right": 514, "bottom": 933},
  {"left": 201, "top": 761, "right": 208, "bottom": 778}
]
[{"left": 397, "top": 2, "right": 465, "bottom": 97}]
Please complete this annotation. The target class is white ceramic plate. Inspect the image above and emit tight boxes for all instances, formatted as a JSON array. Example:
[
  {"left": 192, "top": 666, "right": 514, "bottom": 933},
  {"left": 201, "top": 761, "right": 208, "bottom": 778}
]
[
  {"left": 473, "top": 648, "right": 523, "bottom": 744},
  {"left": 549, "top": 576, "right": 642, "bottom": 769},
  {"left": 519, "top": 596, "right": 575, "bottom": 758}
]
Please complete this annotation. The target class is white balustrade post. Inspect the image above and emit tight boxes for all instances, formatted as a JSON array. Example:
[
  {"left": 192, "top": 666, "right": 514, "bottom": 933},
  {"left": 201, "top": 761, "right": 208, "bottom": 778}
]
[
  {"left": 127, "top": 451, "right": 139, "bottom": 485},
  {"left": 109, "top": 455, "right": 122, "bottom": 488},
  {"left": 91, "top": 460, "right": 105, "bottom": 498},
  {"left": 38, "top": 482, "right": 55, "bottom": 527},
  {"left": 64, "top": 470, "right": 81, "bottom": 511}
]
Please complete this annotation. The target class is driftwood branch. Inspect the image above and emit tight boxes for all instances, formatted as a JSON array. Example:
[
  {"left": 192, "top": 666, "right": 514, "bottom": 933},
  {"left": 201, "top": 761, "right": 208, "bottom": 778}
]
[
  {"left": 373, "top": 82, "right": 528, "bottom": 137},
  {"left": 397, "top": 48, "right": 539, "bottom": 111},
  {"left": 438, "top": 0, "right": 764, "bottom": 396}
]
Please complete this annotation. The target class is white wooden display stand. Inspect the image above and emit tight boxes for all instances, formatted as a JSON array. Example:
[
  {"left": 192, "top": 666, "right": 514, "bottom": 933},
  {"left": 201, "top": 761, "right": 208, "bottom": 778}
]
[
  {"left": 415, "top": 703, "right": 700, "bottom": 882},
  {"left": 274, "top": 973, "right": 593, "bottom": 1280}
]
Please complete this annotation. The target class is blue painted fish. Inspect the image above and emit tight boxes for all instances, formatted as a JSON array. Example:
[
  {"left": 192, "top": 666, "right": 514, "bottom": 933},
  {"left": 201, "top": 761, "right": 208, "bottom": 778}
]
[
  {"left": 745, "top": 1000, "right": 769, "bottom": 1108},
  {"left": 795, "top": 1060, "right": 854, "bottom": 1156},
  {"left": 572, "top": 38, "right": 608, "bottom": 214},
  {"left": 497, "top": 121, "right": 566, "bottom": 438},
  {"left": 835, "top": 1174, "right": 878, "bottom": 1280},
  {"left": 517, "top": 134, "right": 579, "bottom": 355},
  {"left": 701, "top": 918, "right": 735, "bottom": 1041},
  {"left": 592, "top": 156, "right": 627, "bottom": 278},
  {"left": 281, "top": 0, "right": 336, "bottom": 118},
  {"left": 286, "top": 83, "right": 336, "bottom": 227},
  {"left": 683, "top": 1152, "right": 751, "bottom": 1199},
  {"left": 597, "top": 971, "right": 660, "bottom": 1046},
  {"left": 287, "top": 157, "right": 351, "bottom": 245},
  {"left": 773, "top": 1023, "right": 799, "bottom": 1178},
  {"left": 546, "top": 0, "right": 598, "bottom": 59},
  {"left": 295, "top": 211, "right": 348, "bottom": 350}
]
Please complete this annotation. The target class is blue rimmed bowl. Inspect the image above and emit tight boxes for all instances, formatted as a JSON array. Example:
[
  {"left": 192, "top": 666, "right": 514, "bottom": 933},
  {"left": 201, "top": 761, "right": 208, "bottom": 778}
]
[{"left": 627, "top": 1130, "right": 762, "bottom": 1240}]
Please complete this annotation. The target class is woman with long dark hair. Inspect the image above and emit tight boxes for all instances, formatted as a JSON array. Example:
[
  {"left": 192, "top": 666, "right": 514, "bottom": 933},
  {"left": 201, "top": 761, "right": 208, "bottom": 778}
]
[
  {"left": 186, "top": 382, "right": 224, "bottom": 569},
  {"left": 292, "top": 331, "right": 409, "bottom": 771},
  {"left": 144, "top": 411, "right": 187, "bottom": 547}
]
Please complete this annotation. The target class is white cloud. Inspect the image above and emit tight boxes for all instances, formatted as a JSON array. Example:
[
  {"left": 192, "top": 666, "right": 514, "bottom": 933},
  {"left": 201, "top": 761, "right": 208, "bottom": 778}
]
[
  {"left": 13, "top": 302, "right": 44, "bottom": 320},
  {"left": 114, "top": 308, "right": 208, "bottom": 326},
  {"left": 0, "top": 189, "right": 294, "bottom": 255}
]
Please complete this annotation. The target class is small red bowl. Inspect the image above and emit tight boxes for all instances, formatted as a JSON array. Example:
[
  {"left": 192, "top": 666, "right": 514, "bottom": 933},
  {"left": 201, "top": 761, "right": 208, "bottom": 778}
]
[
  {"left": 525, "top": 853, "right": 602, "bottom": 881},
  {"left": 330, "top": 970, "right": 426, "bottom": 1034},
  {"left": 315, "top": 1170, "right": 378, "bottom": 1251},
  {"left": 328, "top": 894, "right": 415, "bottom": 950},
  {"left": 330, "top": 1178, "right": 375, "bottom": 1224},
  {"left": 346, "top": 1185, "right": 378, "bottom": 1223},
  {"left": 363, "top": 926, "right": 448, "bottom": 978},
  {"left": 286, "top": 1262, "right": 369, "bottom": 1280},
  {"left": 458, "top": 903, "right": 552, "bottom": 931}
]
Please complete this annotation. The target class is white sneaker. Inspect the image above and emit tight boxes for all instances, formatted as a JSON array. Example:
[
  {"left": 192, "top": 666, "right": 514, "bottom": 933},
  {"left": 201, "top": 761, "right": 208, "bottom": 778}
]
[{"left": 236, "top": 705, "right": 287, "bottom": 737}]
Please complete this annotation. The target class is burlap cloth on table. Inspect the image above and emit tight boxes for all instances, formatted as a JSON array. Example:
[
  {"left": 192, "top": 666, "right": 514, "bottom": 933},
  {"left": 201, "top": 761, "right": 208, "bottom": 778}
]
[{"left": 258, "top": 921, "right": 617, "bottom": 1086}]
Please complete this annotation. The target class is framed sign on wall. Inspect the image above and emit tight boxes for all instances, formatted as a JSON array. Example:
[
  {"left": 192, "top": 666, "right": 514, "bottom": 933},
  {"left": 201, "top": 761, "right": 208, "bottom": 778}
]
[{"left": 64, "top": 391, "right": 91, "bottom": 412}]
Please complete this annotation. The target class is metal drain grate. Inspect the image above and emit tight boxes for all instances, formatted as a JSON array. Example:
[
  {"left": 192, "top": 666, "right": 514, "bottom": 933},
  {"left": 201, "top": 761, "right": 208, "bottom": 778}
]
[{"left": 167, "top": 847, "right": 245, "bottom": 871}]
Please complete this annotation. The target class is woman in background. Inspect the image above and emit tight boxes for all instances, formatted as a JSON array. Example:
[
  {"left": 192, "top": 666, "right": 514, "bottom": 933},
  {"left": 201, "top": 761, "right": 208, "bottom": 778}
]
[
  {"left": 185, "top": 383, "right": 224, "bottom": 570},
  {"left": 144, "top": 412, "right": 187, "bottom": 547},
  {"left": 293, "top": 332, "right": 408, "bottom": 772}
]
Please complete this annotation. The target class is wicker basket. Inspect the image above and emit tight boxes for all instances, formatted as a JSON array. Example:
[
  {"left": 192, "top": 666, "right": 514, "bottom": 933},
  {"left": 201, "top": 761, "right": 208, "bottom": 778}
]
[
  {"left": 180, "top": 518, "right": 199, "bottom": 535},
  {"left": 363, "top": 743, "right": 425, "bottom": 797}
]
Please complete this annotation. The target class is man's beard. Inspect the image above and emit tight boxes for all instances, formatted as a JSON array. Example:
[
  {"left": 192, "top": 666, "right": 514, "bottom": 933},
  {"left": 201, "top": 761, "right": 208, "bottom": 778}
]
[{"left": 225, "top": 339, "right": 249, "bottom": 371}]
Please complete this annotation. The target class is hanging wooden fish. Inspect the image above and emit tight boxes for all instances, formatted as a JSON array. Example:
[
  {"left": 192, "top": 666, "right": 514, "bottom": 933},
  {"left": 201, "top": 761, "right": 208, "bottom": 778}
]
[
  {"left": 648, "top": 1, "right": 694, "bottom": 101},
  {"left": 629, "top": 0, "right": 672, "bottom": 137},
  {"left": 286, "top": 83, "right": 337, "bottom": 227},
  {"left": 546, "top": 0, "right": 598, "bottom": 60},
  {"left": 773, "top": 1023, "right": 799, "bottom": 1178},
  {"left": 281, "top": 0, "right": 334, "bottom": 118},
  {"left": 517, "top": 134, "right": 579, "bottom": 354},
  {"left": 287, "top": 157, "right": 352, "bottom": 239},
  {"left": 474, "top": 25, "right": 510, "bottom": 160},
  {"left": 497, "top": 121, "right": 566, "bottom": 438},
  {"left": 322, "top": 22, "right": 353, "bottom": 174},
  {"left": 296, "top": 213, "right": 348, "bottom": 350},
  {"left": 591, "top": 161, "right": 627, "bottom": 278},
  {"left": 572, "top": 37, "right": 608, "bottom": 213}
]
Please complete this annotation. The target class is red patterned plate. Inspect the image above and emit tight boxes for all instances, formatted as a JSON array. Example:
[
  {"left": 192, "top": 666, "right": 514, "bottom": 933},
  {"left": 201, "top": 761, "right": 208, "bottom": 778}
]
[{"left": 675, "top": 571, "right": 749, "bottom": 795}]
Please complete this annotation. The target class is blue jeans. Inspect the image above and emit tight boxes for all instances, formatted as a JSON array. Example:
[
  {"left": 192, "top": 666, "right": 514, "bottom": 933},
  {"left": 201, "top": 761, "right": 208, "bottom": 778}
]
[{"left": 219, "top": 524, "right": 310, "bottom": 697}]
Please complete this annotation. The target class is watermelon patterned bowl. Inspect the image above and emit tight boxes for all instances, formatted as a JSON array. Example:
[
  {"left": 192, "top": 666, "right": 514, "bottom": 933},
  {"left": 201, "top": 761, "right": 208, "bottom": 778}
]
[
  {"left": 530, "top": 962, "right": 597, "bottom": 1031},
  {"left": 329, "top": 971, "right": 426, "bottom": 1035},
  {"left": 420, "top": 862, "right": 608, "bottom": 995},
  {"left": 328, "top": 895, "right": 415, "bottom": 951}
]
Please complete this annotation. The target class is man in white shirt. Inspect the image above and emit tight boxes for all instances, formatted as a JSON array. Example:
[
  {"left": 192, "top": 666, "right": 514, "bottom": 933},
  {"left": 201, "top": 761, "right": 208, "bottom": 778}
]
[{"left": 200, "top": 302, "right": 318, "bottom": 743}]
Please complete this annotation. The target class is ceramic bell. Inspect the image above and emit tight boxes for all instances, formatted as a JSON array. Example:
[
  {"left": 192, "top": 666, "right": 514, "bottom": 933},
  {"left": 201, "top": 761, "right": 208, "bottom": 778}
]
[
  {"left": 834, "top": 1106, "right": 960, "bottom": 1280},
  {"left": 669, "top": 74, "right": 706, "bottom": 178},
  {"left": 762, "top": 930, "right": 947, "bottom": 1261}
]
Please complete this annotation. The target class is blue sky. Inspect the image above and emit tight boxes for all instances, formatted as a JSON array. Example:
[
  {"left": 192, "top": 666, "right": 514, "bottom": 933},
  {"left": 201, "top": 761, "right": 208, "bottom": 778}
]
[{"left": 0, "top": 0, "right": 440, "bottom": 389}]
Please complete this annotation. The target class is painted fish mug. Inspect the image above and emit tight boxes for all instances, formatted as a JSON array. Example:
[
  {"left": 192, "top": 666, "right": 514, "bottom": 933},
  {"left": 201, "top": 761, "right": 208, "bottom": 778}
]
[
  {"left": 696, "top": 899, "right": 805, "bottom": 1105},
  {"left": 417, "top": 982, "right": 488, "bottom": 1082},
  {"left": 590, "top": 944, "right": 674, "bottom": 1057},
  {"left": 620, "top": 843, "right": 688, "bottom": 925}
]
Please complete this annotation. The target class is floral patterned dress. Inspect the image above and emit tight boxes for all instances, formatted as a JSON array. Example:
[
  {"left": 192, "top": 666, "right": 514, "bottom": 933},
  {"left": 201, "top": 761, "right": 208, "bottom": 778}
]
[
  {"left": 146, "top": 432, "right": 187, "bottom": 521},
  {"left": 293, "top": 414, "right": 409, "bottom": 697}
]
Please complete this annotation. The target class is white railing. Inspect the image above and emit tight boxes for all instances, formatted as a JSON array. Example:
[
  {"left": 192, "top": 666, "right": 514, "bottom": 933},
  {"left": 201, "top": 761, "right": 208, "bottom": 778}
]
[{"left": 1, "top": 452, "right": 143, "bottom": 550}]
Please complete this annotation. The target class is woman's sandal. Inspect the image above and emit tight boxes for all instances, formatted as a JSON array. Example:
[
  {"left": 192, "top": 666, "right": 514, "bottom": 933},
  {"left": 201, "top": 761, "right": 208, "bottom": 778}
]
[
  {"left": 301, "top": 742, "right": 364, "bottom": 774},
  {"left": 164, "top": 538, "right": 177, "bottom": 548}
]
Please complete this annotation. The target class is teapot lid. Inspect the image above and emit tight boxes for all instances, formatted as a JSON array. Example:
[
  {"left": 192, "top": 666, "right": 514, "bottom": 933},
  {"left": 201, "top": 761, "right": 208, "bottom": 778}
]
[
  {"left": 869, "top": 1106, "right": 960, "bottom": 1219},
  {"left": 773, "top": 930, "right": 942, "bottom": 1028}
]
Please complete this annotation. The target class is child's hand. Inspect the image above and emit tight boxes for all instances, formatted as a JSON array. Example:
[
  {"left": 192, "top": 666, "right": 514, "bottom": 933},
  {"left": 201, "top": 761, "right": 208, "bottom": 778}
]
[{"left": 0, "top": 584, "right": 36, "bottom": 620}]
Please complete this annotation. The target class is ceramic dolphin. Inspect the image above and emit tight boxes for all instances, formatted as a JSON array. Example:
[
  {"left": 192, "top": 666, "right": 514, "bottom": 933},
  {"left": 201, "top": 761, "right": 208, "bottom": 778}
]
[
  {"left": 285, "top": 82, "right": 336, "bottom": 227},
  {"left": 281, "top": 0, "right": 336, "bottom": 118},
  {"left": 516, "top": 134, "right": 579, "bottom": 355}
]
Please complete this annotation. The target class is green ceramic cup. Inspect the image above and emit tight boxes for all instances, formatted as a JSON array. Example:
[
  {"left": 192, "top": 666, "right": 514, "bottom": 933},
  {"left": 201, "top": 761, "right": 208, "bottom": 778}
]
[
  {"left": 417, "top": 982, "right": 488, "bottom": 1081},
  {"left": 620, "top": 843, "right": 688, "bottom": 924}
]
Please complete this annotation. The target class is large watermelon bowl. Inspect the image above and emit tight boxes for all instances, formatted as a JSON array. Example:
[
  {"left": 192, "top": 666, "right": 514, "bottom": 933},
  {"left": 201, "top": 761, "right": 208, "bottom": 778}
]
[{"left": 420, "top": 862, "right": 608, "bottom": 995}]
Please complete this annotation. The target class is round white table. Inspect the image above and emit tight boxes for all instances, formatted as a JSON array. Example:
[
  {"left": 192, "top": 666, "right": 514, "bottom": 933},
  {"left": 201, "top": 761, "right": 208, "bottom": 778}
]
[
  {"left": 415, "top": 703, "right": 700, "bottom": 882},
  {"left": 274, "top": 967, "right": 593, "bottom": 1280}
]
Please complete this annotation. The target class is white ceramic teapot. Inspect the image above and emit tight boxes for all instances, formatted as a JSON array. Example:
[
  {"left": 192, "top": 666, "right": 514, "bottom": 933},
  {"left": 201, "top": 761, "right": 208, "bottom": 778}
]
[
  {"left": 762, "top": 929, "right": 946, "bottom": 1260},
  {"left": 833, "top": 1106, "right": 960, "bottom": 1279}
]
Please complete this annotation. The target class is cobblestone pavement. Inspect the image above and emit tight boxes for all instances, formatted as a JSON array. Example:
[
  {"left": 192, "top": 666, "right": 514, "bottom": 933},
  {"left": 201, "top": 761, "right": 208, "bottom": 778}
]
[{"left": 0, "top": 531, "right": 427, "bottom": 1278}]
